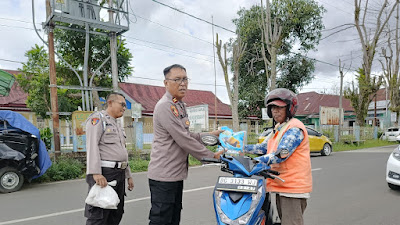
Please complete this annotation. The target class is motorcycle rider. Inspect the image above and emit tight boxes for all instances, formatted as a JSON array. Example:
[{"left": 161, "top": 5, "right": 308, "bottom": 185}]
[{"left": 244, "top": 88, "right": 312, "bottom": 225}]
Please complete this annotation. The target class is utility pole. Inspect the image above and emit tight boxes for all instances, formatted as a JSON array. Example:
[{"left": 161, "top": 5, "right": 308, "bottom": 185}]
[
  {"left": 83, "top": 23, "right": 90, "bottom": 111},
  {"left": 46, "top": 0, "right": 60, "bottom": 160},
  {"left": 109, "top": 0, "right": 119, "bottom": 92},
  {"left": 212, "top": 16, "right": 218, "bottom": 130},
  {"left": 338, "top": 59, "right": 344, "bottom": 142},
  {"left": 374, "top": 94, "right": 377, "bottom": 126}
]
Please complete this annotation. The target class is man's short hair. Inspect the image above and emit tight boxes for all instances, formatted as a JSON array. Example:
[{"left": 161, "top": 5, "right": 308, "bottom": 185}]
[
  {"left": 105, "top": 92, "right": 125, "bottom": 107},
  {"left": 163, "top": 64, "right": 186, "bottom": 77}
]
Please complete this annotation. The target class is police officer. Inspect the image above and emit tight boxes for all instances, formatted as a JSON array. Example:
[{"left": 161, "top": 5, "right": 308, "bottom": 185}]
[
  {"left": 85, "top": 92, "right": 134, "bottom": 225},
  {"left": 147, "top": 64, "right": 224, "bottom": 225}
]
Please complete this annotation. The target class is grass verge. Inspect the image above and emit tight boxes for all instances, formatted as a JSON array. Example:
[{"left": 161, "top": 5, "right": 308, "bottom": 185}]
[
  {"left": 35, "top": 140, "right": 397, "bottom": 183},
  {"left": 333, "top": 139, "right": 396, "bottom": 152}
]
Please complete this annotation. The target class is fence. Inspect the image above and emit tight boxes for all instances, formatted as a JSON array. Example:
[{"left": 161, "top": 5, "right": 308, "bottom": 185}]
[
  {"left": 56, "top": 120, "right": 382, "bottom": 153},
  {"left": 124, "top": 122, "right": 266, "bottom": 148}
]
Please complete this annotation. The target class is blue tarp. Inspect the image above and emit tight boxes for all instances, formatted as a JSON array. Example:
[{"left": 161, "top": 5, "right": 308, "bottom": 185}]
[{"left": 0, "top": 110, "right": 52, "bottom": 179}]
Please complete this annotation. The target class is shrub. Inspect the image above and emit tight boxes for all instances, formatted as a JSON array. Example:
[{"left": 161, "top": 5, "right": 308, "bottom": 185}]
[
  {"left": 129, "top": 159, "right": 149, "bottom": 172},
  {"left": 39, "top": 127, "right": 53, "bottom": 150},
  {"left": 321, "top": 128, "right": 334, "bottom": 139},
  {"left": 189, "top": 155, "right": 202, "bottom": 166},
  {"left": 33, "top": 157, "right": 84, "bottom": 183},
  {"left": 247, "top": 133, "right": 259, "bottom": 144}
]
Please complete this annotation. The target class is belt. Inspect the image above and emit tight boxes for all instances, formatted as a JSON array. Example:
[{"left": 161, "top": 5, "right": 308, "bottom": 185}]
[{"left": 101, "top": 160, "right": 128, "bottom": 170}]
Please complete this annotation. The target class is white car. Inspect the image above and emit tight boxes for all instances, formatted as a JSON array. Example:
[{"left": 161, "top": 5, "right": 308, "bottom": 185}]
[
  {"left": 396, "top": 135, "right": 400, "bottom": 143},
  {"left": 386, "top": 145, "right": 400, "bottom": 190},
  {"left": 381, "top": 127, "right": 400, "bottom": 142}
]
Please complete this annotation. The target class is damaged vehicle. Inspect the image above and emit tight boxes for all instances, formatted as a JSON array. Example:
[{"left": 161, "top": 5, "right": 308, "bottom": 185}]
[{"left": 0, "top": 110, "right": 51, "bottom": 193}]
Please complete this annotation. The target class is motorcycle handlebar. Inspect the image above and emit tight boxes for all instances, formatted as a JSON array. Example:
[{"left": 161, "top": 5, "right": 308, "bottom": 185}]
[
  {"left": 201, "top": 158, "right": 221, "bottom": 163},
  {"left": 259, "top": 171, "right": 272, "bottom": 179},
  {"left": 259, "top": 170, "right": 282, "bottom": 180},
  {"left": 267, "top": 169, "right": 280, "bottom": 176}
]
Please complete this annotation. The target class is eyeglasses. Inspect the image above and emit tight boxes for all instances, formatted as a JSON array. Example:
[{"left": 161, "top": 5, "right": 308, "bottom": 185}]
[
  {"left": 165, "top": 77, "right": 190, "bottom": 84},
  {"left": 115, "top": 101, "right": 127, "bottom": 108}
]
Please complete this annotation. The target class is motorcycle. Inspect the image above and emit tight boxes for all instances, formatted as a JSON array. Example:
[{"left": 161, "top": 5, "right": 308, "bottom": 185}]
[{"left": 201, "top": 134, "right": 283, "bottom": 225}]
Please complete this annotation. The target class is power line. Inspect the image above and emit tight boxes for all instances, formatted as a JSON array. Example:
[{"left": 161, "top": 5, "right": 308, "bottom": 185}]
[
  {"left": 124, "top": 40, "right": 213, "bottom": 63},
  {"left": 319, "top": 0, "right": 353, "bottom": 16},
  {"left": 123, "top": 35, "right": 213, "bottom": 58},
  {"left": 0, "top": 17, "right": 41, "bottom": 25},
  {"left": 0, "top": 24, "right": 36, "bottom": 31},
  {"left": 320, "top": 25, "right": 354, "bottom": 41},
  {"left": 131, "top": 76, "right": 226, "bottom": 87},
  {"left": 151, "top": 0, "right": 236, "bottom": 33},
  {"left": 0, "top": 58, "right": 24, "bottom": 64},
  {"left": 130, "top": 12, "right": 213, "bottom": 45}
]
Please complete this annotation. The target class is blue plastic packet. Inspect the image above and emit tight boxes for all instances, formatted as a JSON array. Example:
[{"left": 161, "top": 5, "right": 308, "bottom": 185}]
[{"left": 219, "top": 126, "right": 246, "bottom": 156}]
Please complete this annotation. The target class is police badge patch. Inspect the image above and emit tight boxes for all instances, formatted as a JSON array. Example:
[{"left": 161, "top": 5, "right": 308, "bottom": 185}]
[
  {"left": 171, "top": 105, "right": 179, "bottom": 117},
  {"left": 91, "top": 118, "right": 100, "bottom": 126}
]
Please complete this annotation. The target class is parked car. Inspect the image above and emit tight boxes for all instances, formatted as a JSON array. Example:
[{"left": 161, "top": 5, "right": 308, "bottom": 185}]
[
  {"left": 386, "top": 145, "right": 400, "bottom": 190},
  {"left": 257, "top": 126, "right": 333, "bottom": 156},
  {"left": 381, "top": 127, "right": 400, "bottom": 142},
  {"left": 257, "top": 127, "right": 273, "bottom": 144},
  {"left": 0, "top": 111, "right": 51, "bottom": 193}
]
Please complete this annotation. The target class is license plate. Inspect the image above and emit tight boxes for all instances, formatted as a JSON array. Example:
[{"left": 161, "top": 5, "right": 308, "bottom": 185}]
[{"left": 215, "top": 176, "right": 258, "bottom": 193}]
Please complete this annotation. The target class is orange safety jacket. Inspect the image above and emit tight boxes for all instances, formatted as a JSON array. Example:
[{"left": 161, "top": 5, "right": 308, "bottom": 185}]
[{"left": 266, "top": 118, "right": 312, "bottom": 193}]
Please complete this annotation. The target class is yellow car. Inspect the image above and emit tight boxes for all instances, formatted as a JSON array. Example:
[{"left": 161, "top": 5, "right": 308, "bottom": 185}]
[{"left": 257, "top": 126, "right": 333, "bottom": 156}]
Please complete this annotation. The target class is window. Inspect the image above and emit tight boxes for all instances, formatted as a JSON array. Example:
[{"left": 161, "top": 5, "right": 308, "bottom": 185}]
[{"left": 306, "top": 127, "right": 318, "bottom": 136}]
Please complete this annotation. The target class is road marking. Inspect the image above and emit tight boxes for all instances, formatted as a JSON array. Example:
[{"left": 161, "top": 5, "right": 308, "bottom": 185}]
[
  {"left": 0, "top": 169, "right": 322, "bottom": 224},
  {"left": 0, "top": 185, "right": 215, "bottom": 225},
  {"left": 340, "top": 149, "right": 393, "bottom": 153},
  {"left": 0, "top": 208, "right": 85, "bottom": 225}
]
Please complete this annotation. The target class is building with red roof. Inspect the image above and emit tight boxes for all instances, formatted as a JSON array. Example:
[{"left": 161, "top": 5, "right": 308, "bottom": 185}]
[
  {"left": 296, "top": 91, "right": 356, "bottom": 128},
  {"left": 118, "top": 82, "right": 234, "bottom": 133},
  {"left": 119, "top": 82, "right": 232, "bottom": 117},
  {"left": 0, "top": 69, "right": 29, "bottom": 112}
]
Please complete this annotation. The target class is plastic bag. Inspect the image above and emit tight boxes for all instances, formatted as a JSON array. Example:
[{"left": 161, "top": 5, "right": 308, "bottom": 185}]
[
  {"left": 219, "top": 126, "right": 246, "bottom": 156},
  {"left": 85, "top": 180, "right": 120, "bottom": 209}
]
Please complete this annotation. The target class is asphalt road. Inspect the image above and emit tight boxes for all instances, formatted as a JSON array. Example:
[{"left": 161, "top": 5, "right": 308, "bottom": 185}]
[{"left": 0, "top": 145, "right": 399, "bottom": 225}]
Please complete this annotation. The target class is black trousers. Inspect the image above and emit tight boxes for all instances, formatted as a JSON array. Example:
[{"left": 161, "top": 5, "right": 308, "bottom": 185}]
[
  {"left": 148, "top": 179, "right": 183, "bottom": 225},
  {"left": 85, "top": 168, "right": 126, "bottom": 225}
]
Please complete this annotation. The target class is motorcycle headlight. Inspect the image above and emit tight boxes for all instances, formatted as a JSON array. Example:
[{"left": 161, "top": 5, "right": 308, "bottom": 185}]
[
  {"left": 393, "top": 146, "right": 400, "bottom": 161},
  {"left": 214, "top": 190, "right": 234, "bottom": 224},
  {"left": 237, "top": 186, "right": 264, "bottom": 224},
  {"left": 214, "top": 184, "right": 265, "bottom": 225}
]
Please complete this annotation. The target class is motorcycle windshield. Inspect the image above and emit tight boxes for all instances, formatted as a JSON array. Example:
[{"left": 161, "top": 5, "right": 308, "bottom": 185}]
[
  {"left": 222, "top": 155, "right": 270, "bottom": 176},
  {"left": 222, "top": 156, "right": 253, "bottom": 176}
]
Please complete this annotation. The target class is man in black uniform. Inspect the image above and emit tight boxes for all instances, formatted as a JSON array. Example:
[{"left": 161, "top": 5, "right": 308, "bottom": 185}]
[{"left": 85, "top": 92, "right": 134, "bottom": 225}]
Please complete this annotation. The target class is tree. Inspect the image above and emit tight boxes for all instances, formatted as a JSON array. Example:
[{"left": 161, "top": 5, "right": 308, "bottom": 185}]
[
  {"left": 17, "top": 45, "right": 79, "bottom": 118},
  {"left": 18, "top": 26, "right": 133, "bottom": 117},
  {"left": 276, "top": 54, "right": 315, "bottom": 93},
  {"left": 233, "top": 1, "right": 325, "bottom": 118},
  {"left": 54, "top": 26, "right": 133, "bottom": 109},
  {"left": 215, "top": 34, "right": 246, "bottom": 131},
  {"left": 344, "top": 68, "right": 381, "bottom": 126},
  {"left": 259, "top": 0, "right": 324, "bottom": 90},
  {"left": 380, "top": 4, "right": 400, "bottom": 125},
  {"left": 346, "top": 0, "right": 398, "bottom": 126}
]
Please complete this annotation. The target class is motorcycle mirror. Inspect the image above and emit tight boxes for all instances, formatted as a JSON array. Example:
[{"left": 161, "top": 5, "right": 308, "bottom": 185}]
[{"left": 200, "top": 134, "right": 219, "bottom": 146}]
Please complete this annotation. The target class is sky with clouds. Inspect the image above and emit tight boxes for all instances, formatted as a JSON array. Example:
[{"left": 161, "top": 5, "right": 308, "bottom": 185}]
[{"left": 0, "top": 0, "right": 392, "bottom": 104}]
